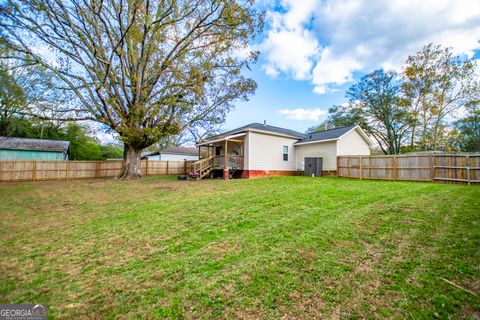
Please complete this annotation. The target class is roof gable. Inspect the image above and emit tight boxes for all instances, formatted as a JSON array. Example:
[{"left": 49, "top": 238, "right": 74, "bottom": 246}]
[
  {"left": 294, "top": 125, "right": 373, "bottom": 146},
  {"left": 296, "top": 125, "right": 356, "bottom": 144}
]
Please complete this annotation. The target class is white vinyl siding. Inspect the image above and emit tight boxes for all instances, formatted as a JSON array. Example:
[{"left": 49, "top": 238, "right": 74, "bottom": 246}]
[
  {"left": 244, "top": 133, "right": 250, "bottom": 170},
  {"left": 295, "top": 141, "right": 337, "bottom": 171},
  {"left": 336, "top": 128, "right": 371, "bottom": 156},
  {"left": 248, "top": 132, "right": 297, "bottom": 171}
]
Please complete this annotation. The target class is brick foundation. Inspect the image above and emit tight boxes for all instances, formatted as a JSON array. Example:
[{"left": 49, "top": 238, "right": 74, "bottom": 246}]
[
  {"left": 240, "top": 170, "right": 302, "bottom": 178},
  {"left": 212, "top": 169, "right": 337, "bottom": 179}
]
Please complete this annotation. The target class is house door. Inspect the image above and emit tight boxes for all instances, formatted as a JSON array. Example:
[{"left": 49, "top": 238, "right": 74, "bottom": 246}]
[{"left": 304, "top": 157, "right": 323, "bottom": 177}]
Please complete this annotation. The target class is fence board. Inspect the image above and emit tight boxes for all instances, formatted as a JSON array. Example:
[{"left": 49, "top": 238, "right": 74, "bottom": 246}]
[
  {"left": 0, "top": 160, "right": 191, "bottom": 182},
  {"left": 338, "top": 154, "right": 480, "bottom": 185}
]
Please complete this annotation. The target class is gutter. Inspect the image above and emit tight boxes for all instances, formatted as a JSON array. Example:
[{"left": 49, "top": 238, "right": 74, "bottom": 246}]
[{"left": 196, "top": 132, "right": 247, "bottom": 146}]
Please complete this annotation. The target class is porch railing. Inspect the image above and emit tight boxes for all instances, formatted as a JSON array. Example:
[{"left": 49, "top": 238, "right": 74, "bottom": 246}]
[
  {"left": 214, "top": 155, "right": 244, "bottom": 169},
  {"left": 192, "top": 156, "right": 215, "bottom": 178}
]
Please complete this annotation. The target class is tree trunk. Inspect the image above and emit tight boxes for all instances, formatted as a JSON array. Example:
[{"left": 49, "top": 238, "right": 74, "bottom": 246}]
[
  {"left": 0, "top": 121, "right": 8, "bottom": 136},
  {"left": 410, "top": 125, "right": 416, "bottom": 149},
  {"left": 118, "top": 145, "right": 142, "bottom": 179}
]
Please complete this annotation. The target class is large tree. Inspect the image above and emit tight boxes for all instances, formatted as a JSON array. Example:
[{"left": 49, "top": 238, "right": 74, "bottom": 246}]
[
  {"left": 403, "top": 43, "right": 480, "bottom": 150},
  {"left": 344, "top": 70, "right": 412, "bottom": 154},
  {"left": 0, "top": 0, "right": 262, "bottom": 178},
  {"left": 308, "top": 70, "right": 412, "bottom": 154}
]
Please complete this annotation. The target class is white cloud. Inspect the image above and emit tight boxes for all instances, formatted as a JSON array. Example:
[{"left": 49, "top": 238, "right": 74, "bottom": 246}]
[
  {"left": 262, "top": 28, "right": 319, "bottom": 79},
  {"left": 258, "top": 0, "right": 320, "bottom": 80},
  {"left": 312, "top": 48, "right": 362, "bottom": 93},
  {"left": 259, "top": 0, "right": 480, "bottom": 93},
  {"left": 279, "top": 108, "right": 327, "bottom": 121}
]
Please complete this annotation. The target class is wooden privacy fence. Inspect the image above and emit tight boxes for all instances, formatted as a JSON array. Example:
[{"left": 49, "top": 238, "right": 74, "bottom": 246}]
[
  {"left": 0, "top": 160, "right": 194, "bottom": 182},
  {"left": 337, "top": 154, "right": 480, "bottom": 185}
]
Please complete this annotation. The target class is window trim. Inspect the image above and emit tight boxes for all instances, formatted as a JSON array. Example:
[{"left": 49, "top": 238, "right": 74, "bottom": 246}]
[{"left": 283, "top": 145, "right": 288, "bottom": 161}]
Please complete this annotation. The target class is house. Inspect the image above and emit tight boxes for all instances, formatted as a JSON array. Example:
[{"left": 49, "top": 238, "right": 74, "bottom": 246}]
[
  {"left": 0, "top": 136, "right": 70, "bottom": 160},
  {"left": 142, "top": 146, "right": 199, "bottom": 161},
  {"left": 194, "top": 123, "right": 372, "bottom": 179}
]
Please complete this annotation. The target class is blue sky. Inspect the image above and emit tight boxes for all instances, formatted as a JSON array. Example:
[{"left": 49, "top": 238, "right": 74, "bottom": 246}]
[
  {"left": 225, "top": 60, "right": 349, "bottom": 133},
  {"left": 222, "top": 0, "right": 480, "bottom": 133}
]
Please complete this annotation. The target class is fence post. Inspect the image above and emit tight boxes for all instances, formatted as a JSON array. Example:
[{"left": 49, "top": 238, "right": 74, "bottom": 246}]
[
  {"left": 369, "top": 156, "right": 371, "bottom": 178},
  {"left": 146, "top": 160, "right": 149, "bottom": 176},
  {"left": 66, "top": 161, "right": 70, "bottom": 180},
  {"left": 466, "top": 155, "right": 470, "bottom": 185},
  {"left": 347, "top": 157, "right": 350, "bottom": 178},
  {"left": 336, "top": 157, "right": 339, "bottom": 177},
  {"left": 430, "top": 154, "right": 434, "bottom": 181},
  {"left": 359, "top": 156, "right": 362, "bottom": 180},
  {"left": 393, "top": 155, "right": 397, "bottom": 181},
  {"left": 96, "top": 161, "right": 100, "bottom": 178},
  {"left": 31, "top": 161, "right": 36, "bottom": 182},
  {"left": 166, "top": 161, "right": 169, "bottom": 175},
  {"left": 184, "top": 160, "right": 187, "bottom": 175}
]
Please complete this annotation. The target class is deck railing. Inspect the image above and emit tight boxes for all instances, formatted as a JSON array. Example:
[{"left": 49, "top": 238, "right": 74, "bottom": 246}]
[
  {"left": 192, "top": 156, "right": 215, "bottom": 178},
  {"left": 214, "top": 155, "right": 244, "bottom": 169}
]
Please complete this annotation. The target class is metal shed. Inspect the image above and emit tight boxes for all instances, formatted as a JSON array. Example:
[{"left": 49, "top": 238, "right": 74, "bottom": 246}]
[{"left": 304, "top": 157, "right": 323, "bottom": 177}]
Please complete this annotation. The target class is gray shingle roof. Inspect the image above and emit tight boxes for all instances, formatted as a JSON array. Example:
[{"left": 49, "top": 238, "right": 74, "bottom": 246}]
[
  {"left": 198, "top": 123, "right": 362, "bottom": 145},
  {"left": 295, "top": 125, "right": 356, "bottom": 144},
  {"left": 145, "top": 146, "right": 197, "bottom": 157},
  {"left": 201, "top": 123, "right": 305, "bottom": 142},
  {"left": 246, "top": 123, "right": 305, "bottom": 138},
  {"left": 0, "top": 136, "right": 70, "bottom": 152}
]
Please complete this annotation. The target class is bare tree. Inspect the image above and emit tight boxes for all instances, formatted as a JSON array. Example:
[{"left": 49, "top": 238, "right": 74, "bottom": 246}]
[
  {"left": 0, "top": 0, "right": 262, "bottom": 178},
  {"left": 0, "top": 47, "right": 62, "bottom": 136}
]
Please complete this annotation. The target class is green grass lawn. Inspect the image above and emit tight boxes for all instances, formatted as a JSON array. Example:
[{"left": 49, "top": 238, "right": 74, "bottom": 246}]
[{"left": 0, "top": 176, "right": 479, "bottom": 319}]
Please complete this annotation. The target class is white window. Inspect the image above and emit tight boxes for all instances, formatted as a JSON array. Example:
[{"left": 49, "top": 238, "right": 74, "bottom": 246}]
[{"left": 283, "top": 146, "right": 288, "bottom": 161}]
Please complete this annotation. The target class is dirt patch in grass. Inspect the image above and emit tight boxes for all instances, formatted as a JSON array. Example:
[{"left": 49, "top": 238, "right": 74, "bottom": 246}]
[{"left": 279, "top": 293, "right": 327, "bottom": 319}]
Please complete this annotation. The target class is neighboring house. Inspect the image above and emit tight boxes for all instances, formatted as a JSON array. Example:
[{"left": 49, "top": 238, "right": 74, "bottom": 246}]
[
  {"left": 195, "top": 123, "right": 372, "bottom": 178},
  {"left": 0, "top": 136, "right": 70, "bottom": 160},
  {"left": 142, "top": 146, "right": 199, "bottom": 161}
]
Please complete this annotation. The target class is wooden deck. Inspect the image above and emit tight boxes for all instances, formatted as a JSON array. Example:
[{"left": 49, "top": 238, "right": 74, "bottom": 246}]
[
  {"left": 191, "top": 155, "right": 244, "bottom": 179},
  {"left": 191, "top": 156, "right": 215, "bottom": 179}
]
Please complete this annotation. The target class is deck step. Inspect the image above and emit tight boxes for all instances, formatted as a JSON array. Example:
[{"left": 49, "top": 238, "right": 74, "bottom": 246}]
[{"left": 191, "top": 156, "right": 215, "bottom": 179}]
